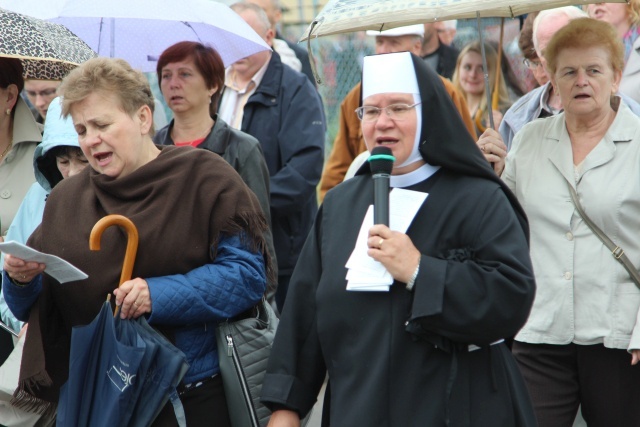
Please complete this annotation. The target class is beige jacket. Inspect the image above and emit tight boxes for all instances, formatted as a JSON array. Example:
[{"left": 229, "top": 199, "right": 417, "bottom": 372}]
[
  {"left": 503, "top": 99, "right": 640, "bottom": 351},
  {"left": 0, "top": 98, "right": 41, "bottom": 236}
]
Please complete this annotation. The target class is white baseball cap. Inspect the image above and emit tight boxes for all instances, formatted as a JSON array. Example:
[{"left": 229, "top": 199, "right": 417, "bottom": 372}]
[{"left": 365, "top": 24, "right": 425, "bottom": 38}]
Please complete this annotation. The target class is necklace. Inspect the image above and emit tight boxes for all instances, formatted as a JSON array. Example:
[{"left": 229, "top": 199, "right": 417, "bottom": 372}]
[
  {"left": 0, "top": 141, "right": 11, "bottom": 160},
  {"left": 172, "top": 120, "right": 214, "bottom": 144}
]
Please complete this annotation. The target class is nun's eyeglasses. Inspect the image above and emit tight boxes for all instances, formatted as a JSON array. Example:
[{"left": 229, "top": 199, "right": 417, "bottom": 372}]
[{"left": 355, "top": 103, "right": 421, "bottom": 122}]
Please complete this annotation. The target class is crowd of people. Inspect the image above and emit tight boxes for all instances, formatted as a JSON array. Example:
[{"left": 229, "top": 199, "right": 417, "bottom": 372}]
[{"left": 2, "top": 1, "right": 640, "bottom": 426}]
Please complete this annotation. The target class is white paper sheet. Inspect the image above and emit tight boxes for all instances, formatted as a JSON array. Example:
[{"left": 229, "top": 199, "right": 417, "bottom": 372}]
[
  {"left": 345, "top": 188, "right": 428, "bottom": 291},
  {"left": 0, "top": 241, "right": 88, "bottom": 283}
]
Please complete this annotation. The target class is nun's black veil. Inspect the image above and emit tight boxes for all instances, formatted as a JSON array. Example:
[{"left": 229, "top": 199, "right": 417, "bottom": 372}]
[{"left": 357, "top": 52, "right": 529, "bottom": 241}]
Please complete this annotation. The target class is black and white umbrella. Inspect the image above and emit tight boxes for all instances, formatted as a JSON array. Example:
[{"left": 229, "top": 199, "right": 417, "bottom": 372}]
[{"left": 0, "top": 8, "right": 96, "bottom": 80}]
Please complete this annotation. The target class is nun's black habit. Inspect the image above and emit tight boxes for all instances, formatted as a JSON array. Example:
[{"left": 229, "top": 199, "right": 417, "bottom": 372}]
[{"left": 261, "top": 54, "right": 537, "bottom": 427}]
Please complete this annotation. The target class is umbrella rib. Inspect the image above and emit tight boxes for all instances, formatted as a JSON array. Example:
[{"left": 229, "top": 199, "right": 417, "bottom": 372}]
[
  {"left": 182, "top": 21, "right": 203, "bottom": 44},
  {"left": 306, "top": 20, "right": 322, "bottom": 85},
  {"left": 98, "top": 18, "right": 104, "bottom": 56}
]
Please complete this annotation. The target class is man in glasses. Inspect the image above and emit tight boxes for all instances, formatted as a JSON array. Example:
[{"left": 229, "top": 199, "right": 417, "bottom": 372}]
[{"left": 23, "top": 79, "right": 60, "bottom": 124}]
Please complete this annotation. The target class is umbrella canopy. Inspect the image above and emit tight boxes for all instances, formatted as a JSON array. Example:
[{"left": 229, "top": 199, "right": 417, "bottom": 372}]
[
  {"left": 0, "top": 7, "right": 96, "bottom": 80},
  {"left": 0, "top": 0, "right": 270, "bottom": 72},
  {"left": 301, "top": 0, "right": 628, "bottom": 40},
  {"left": 56, "top": 215, "right": 189, "bottom": 427}
]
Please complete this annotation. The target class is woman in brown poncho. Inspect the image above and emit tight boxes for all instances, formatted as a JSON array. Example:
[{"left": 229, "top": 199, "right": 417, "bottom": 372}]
[{"left": 3, "top": 57, "right": 272, "bottom": 427}]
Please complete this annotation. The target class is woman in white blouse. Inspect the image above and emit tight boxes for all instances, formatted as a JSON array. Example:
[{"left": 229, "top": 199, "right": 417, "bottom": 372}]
[{"left": 503, "top": 17, "right": 640, "bottom": 427}]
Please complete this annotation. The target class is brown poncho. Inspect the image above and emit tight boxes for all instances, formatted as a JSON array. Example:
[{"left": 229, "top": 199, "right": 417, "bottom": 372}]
[{"left": 13, "top": 145, "right": 272, "bottom": 414}]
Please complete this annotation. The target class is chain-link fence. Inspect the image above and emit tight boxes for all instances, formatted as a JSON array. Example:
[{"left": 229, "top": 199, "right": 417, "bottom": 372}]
[
  {"left": 285, "top": 29, "right": 375, "bottom": 150},
  {"left": 281, "top": 18, "right": 528, "bottom": 156}
]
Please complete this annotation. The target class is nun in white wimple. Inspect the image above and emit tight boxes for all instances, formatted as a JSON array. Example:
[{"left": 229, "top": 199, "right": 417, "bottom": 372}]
[{"left": 262, "top": 52, "right": 537, "bottom": 427}]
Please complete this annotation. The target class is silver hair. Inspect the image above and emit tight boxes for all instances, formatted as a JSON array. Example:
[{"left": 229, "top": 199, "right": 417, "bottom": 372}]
[
  {"left": 532, "top": 6, "right": 587, "bottom": 55},
  {"left": 231, "top": 2, "right": 271, "bottom": 34}
]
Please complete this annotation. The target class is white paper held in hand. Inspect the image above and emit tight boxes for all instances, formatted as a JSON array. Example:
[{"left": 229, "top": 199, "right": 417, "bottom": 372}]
[
  {"left": 345, "top": 188, "right": 428, "bottom": 292},
  {"left": 0, "top": 241, "right": 88, "bottom": 283}
]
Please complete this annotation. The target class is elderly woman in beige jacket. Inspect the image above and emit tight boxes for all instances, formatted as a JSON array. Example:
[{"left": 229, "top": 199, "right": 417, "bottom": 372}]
[
  {"left": 503, "top": 18, "right": 640, "bottom": 427},
  {"left": 0, "top": 59, "right": 41, "bottom": 240}
]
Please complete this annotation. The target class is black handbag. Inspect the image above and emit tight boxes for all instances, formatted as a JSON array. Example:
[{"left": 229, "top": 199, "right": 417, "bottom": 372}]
[{"left": 216, "top": 299, "right": 278, "bottom": 427}]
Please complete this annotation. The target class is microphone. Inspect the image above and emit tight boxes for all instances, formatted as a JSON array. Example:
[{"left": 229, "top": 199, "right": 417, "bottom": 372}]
[{"left": 368, "top": 147, "right": 395, "bottom": 226}]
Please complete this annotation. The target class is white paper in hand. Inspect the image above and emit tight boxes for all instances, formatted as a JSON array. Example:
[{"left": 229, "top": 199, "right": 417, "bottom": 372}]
[
  {"left": 0, "top": 241, "right": 88, "bottom": 283},
  {"left": 345, "top": 188, "right": 428, "bottom": 291}
]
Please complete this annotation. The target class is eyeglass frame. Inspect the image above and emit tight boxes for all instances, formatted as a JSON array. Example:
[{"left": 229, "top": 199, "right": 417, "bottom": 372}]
[
  {"left": 354, "top": 102, "right": 422, "bottom": 122},
  {"left": 25, "top": 88, "right": 58, "bottom": 99},
  {"left": 523, "top": 58, "right": 542, "bottom": 70}
]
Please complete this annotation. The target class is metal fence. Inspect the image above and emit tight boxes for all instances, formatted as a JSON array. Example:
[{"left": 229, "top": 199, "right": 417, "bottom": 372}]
[{"left": 283, "top": 28, "right": 375, "bottom": 150}]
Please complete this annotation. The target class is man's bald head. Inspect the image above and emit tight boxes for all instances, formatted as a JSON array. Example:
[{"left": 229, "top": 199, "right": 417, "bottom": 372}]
[
  {"left": 533, "top": 6, "right": 587, "bottom": 57},
  {"left": 245, "top": 0, "right": 281, "bottom": 30},
  {"left": 231, "top": 2, "right": 273, "bottom": 44}
]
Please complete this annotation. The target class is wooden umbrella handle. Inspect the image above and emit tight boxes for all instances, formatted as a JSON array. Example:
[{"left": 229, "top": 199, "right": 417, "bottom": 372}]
[
  {"left": 492, "top": 18, "right": 505, "bottom": 112},
  {"left": 89, "top": 215, "right": 139, "bottom": 288}
]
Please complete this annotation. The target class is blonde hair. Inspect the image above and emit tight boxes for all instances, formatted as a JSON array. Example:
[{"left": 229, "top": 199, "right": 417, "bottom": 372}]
[
  {"left": 630, "top": 0, "right": 640, "bottom": 25},
  {"left": 585, "top": 0, "right": 640, "bottom": 25},
  {"left": 545, "top": 18, "right": 625, "bottom": 75},
  {"left": 452, "top": 41, "right": 510, "bottom": 113},
  {"left": 58, "top": 57, "right": 155, "bottom": 133}
]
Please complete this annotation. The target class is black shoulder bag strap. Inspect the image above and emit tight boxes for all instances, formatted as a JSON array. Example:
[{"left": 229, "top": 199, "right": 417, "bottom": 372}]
[{"left": 567, "top": 182, "right": 640, "bottom": 289}]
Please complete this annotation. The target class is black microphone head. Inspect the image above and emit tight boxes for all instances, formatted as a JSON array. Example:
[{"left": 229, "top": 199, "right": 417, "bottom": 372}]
[{"left": 368, "top": 146, "right": 395, "bottom": 175}]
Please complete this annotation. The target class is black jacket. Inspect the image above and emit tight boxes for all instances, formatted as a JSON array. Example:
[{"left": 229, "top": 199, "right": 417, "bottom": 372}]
[
  {"left": 423, "top": 42, "right": 460, "bottom": 80},
  {"left": 261, "top": 54, "right": 535, "bottom": 426},
  {"left": 154, "top": 116, "right": 278, "bottom": 299},
  {"left": 229, "top": 51, "right": 325, "bottom": 277},
  {"left": 285, "top": 40, "right": 316, "bottom": 86},
  {"left": 280, "top": 33, "right": 315, "bottom": 86}
]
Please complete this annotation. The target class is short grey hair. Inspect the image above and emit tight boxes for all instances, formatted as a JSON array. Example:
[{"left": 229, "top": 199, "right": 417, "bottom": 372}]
[
  {"left": 231, "top": 2, "right": 271, "bottom": 34},
  {"left": 532, "top": 6, "right": 587, "bottom": 54}
]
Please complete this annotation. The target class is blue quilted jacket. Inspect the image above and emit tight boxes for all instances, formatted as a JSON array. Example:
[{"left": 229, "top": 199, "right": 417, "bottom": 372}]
[
  {"left": 146, "top": 233, "right": 266, "bottom": 383},
  {"left": 5, "top": 233, "right": 266, "bottom": 385}
]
